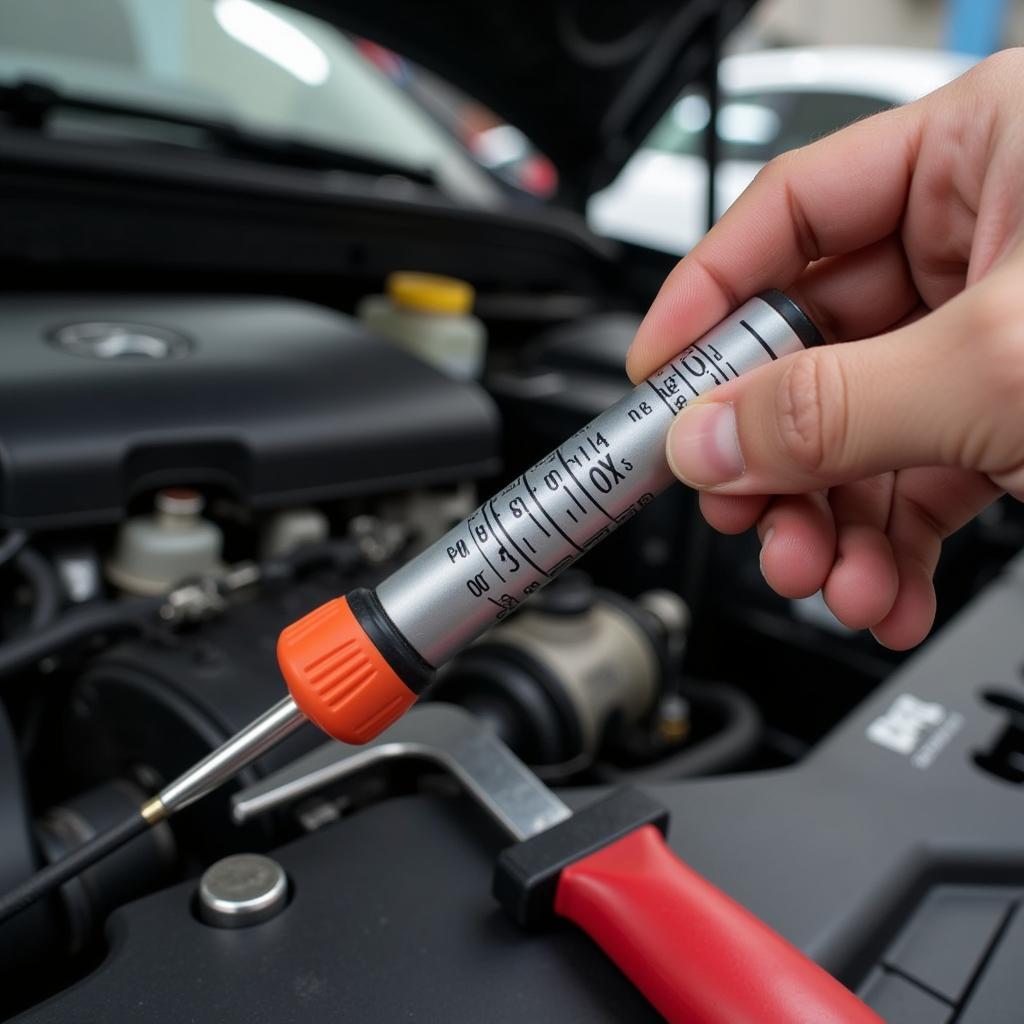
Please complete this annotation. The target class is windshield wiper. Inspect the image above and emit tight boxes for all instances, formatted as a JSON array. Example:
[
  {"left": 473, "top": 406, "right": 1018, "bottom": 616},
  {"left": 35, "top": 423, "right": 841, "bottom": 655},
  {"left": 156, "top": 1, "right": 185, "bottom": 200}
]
[{"left": 0, "top": 78, "right": 435, "bottom": 186}]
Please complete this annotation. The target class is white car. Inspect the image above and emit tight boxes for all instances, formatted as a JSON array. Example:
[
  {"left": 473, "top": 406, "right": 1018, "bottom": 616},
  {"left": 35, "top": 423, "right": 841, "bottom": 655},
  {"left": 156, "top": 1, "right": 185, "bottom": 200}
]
[{"left": 587, "top": 47, "right": 977, "bottom": 255}]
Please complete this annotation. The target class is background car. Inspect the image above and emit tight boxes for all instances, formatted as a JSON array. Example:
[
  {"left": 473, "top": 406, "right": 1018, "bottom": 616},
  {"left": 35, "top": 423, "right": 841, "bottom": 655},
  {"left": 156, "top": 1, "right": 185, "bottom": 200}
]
[{"left": 587, "top": 46, "right": 977, "bottom": 253}]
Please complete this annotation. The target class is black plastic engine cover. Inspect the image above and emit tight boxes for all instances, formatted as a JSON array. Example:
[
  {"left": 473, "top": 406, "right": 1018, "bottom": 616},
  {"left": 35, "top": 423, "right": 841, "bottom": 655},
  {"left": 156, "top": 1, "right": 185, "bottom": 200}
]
[
  {"left": 19, "top": 556, "right": 1024, "bottom": 1023},
  {"left": 0, "top": 295, "right": 500, "bottom": 528}
]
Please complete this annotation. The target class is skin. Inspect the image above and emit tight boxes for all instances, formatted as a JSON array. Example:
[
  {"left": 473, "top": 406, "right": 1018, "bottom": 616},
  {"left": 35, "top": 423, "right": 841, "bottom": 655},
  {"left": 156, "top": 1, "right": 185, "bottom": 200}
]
[{"left": 625, "top": 49, "right": 1024, "bottom": 651}]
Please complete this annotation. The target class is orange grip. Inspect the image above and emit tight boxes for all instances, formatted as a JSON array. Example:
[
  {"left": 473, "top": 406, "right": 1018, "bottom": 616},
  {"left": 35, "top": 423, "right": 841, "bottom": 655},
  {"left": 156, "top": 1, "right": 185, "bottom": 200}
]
[{"left": 277, "top": 596, "right": 416, "bottom": 744}]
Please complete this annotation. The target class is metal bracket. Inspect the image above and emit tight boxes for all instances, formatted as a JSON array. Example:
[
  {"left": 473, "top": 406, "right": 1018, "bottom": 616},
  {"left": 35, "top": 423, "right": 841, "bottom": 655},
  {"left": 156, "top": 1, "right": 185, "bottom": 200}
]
[{"left": 231, "top": 703, "right": 571, "bottom": 844}]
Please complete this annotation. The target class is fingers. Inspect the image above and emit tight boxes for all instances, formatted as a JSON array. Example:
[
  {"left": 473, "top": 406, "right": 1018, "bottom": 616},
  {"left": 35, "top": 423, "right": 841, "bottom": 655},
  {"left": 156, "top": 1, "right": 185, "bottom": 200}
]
[
  {"left": 626, "top": 103, "right": 921, "bottom": 382},
  {"left": 664, "top": 269, "right": 1024, "bottom": 498},
  {"left": 698, "top": 467, "right": 996, "bottom": 647},
  {"left": 787, "top": 235, "right": 920, "bottom": 343},
  {"left": 870, "top": 468, "right": 998, "bottom": 648},
  {"left": 741, "top": 478, "right": 898, "bottom": 627},
  {"left": 698, "top": 492, "right": 768, "bottom": 535},
  {"left": 820, "top": 476, "right": 899, "bottom": 630},
  {"left": 756, "top": 492, "right": 836, "bottom": 599},
  {"left": 860, "top": 467, "right": 998, "bottom": 649}
]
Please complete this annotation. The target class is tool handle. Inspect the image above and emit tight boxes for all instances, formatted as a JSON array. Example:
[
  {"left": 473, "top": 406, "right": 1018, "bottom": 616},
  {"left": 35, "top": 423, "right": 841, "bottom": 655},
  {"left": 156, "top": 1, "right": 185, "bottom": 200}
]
[{"left": 554, "top": 825, "right": 881, "bottom": 1024}]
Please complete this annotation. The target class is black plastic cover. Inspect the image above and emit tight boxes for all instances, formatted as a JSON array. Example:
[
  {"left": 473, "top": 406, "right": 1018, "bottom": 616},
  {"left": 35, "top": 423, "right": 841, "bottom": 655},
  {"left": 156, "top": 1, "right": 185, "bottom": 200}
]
[
  {"left": 955, "top": 904, "right": 1024, "bottom": 1023},
  {"left": 0, "top": 295, "right": 500, "bottom": 528},
  {"left": 882, "top": 887, "right": 1013, "bottom": 1005},
  {"left": 858, "top": 970, "right": 953, "bottom": 1024},
  {"left": 14, "top": 795, "right": 664, "bottom": 1024},
  {"left": 20, "top": 555, "right": 1024, "bottom": 1023}
]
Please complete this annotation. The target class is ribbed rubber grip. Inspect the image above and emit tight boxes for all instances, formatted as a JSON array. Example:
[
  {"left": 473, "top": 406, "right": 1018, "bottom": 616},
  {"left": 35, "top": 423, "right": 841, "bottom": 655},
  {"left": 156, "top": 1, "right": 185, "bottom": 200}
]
[{"left": 277, "top": 596, "right": 416, "bottom": 744}]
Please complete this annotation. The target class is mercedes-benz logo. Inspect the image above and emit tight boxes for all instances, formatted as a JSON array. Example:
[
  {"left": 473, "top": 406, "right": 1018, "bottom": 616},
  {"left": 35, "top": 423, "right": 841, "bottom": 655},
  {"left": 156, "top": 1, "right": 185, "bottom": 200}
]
[{"left": 48, "top": 321, "right": 193, "bottom": 361}]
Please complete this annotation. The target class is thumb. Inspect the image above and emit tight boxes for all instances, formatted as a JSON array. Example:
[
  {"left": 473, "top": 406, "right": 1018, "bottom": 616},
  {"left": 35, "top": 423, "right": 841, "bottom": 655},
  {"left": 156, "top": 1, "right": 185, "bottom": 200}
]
[{"left": 664, "top": 278, "right": 1024, "bottom": 495}]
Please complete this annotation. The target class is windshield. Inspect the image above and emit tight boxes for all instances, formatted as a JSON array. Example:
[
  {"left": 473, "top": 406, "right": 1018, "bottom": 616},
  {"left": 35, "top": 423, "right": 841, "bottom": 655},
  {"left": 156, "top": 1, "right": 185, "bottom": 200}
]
[{"left": 0, "top": 0, "right": 499, "bottom": 203}]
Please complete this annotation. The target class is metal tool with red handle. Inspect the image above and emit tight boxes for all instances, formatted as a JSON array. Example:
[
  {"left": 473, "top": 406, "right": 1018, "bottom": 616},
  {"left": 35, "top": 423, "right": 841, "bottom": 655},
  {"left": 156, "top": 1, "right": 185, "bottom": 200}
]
[{"left": 233, "top": 703, "right": 882, "bottom": 1024}]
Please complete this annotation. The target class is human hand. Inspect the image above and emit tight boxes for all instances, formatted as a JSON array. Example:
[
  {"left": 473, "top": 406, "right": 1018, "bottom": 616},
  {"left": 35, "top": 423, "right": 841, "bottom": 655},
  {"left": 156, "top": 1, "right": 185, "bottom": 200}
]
[{"left": 626, "top": 49, "right": 1024, "bottom": 650}]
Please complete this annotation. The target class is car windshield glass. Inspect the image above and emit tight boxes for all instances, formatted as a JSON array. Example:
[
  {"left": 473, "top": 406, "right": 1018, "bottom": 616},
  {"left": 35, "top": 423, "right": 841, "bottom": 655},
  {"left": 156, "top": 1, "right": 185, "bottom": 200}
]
[
  {"left": 646, "top": 88, "right": 892, "bottom": 162},
  {"left": 0, "top": 0, "right": 499, "bottom": 203}
]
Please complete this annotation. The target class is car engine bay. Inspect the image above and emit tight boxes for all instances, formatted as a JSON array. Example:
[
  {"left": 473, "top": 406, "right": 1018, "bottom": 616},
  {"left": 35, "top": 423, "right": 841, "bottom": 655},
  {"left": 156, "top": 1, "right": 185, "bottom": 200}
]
[{"left": 3, "top": 57, "right": 1024, "bottom": 1021}]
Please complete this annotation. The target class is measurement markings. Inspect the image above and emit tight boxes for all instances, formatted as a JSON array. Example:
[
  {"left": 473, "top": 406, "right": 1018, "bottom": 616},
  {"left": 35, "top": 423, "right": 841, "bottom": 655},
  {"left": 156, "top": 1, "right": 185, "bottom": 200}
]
[
  {"left": 670, "top": 357, "right": 703, "bottom": 396},
  {"left": 527, "top": 508, "right": 550, "bottom": 537},
  {"left": 486, "top": 499, "right": 546, "bottom": 577},
  {"left": 740, "top": 319, "right": 777, "bottom": 360},
  {"left": 564, "top": 485, "right": 587, "bottom": 515},
  {"left": 525, "top": 475, "right": 583, "bottom": 553},
  {"left": 647, "top": 379, "right": 677, "bottom": 415},
  {"left": 557, "top": 449, "right": 614, "bottom": 522},
  {"left": 692, "top": 342, "right": 735, "bottom": 383},
  {"left": 467, "top": 514, "right": 505, "bottom": 583}
]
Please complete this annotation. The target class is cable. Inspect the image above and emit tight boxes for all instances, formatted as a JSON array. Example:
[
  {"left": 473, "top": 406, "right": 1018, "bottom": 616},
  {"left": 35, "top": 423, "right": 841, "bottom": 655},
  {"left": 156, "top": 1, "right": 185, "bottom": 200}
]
[
  {"left": 0, "top": 540, "right": 363, "bottom": 681},
  {"left": 595, "top": 681, "right": 763, "bottom": 783},
  {"left": 0, "top": 812, "right": 148, "bottom": 925},
  {"left": 0, "top": 530, "right": 28, "bottom": 571},
  {"left": 0, "top": 598, "right": 163, "bottom": 681},
  {"left": 0, "top": 697, "right": 304, "bottom": 923},
  {"left": 12, "top": 548, "right": 62, "bottom": 630}
]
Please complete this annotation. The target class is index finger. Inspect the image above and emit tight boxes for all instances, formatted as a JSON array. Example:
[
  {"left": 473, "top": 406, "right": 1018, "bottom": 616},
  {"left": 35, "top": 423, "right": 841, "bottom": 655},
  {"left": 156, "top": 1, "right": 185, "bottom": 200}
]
[{"left": 626, "top": 102, "right": 922, "bottom": 382}]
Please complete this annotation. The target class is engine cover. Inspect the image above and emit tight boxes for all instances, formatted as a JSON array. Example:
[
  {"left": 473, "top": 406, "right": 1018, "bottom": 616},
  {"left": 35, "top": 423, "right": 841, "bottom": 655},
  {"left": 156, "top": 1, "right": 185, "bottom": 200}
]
[{"left": 0, "top": 295, "right": 500, "bottom": 528}]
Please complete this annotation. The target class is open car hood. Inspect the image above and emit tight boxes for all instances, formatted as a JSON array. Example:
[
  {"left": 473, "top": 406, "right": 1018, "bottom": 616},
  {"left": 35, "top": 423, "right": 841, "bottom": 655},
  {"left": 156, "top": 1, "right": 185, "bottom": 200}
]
[{"left": 288, "top": 0, "right": 757, "bottom": 202}]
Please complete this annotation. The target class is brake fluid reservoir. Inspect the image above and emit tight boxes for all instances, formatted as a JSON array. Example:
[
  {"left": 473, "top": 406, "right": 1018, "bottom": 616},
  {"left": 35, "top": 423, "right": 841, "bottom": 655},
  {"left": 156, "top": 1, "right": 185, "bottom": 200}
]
[
  {"left": 106, "top": 488, "right": 224, "bottom": 595},
  {"left": 357, "top": 272, "right": 486, "bottom": 380}
]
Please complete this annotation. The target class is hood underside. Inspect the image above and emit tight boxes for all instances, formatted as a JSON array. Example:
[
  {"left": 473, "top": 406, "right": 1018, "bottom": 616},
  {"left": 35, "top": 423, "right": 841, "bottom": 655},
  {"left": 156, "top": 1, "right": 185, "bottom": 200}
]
[{"left": 288, "top": 0, "right": 757, "bottom": 202}]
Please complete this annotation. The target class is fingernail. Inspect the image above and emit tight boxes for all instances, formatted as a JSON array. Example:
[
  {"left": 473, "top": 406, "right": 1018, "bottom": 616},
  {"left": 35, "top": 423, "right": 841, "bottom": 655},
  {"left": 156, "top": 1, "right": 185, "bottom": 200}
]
[
  {"left": 758, "top": 528, "right": 774, "bottom": 579},
  {"left": 666, "top": 402, "right": 745, "bottom": 487}
]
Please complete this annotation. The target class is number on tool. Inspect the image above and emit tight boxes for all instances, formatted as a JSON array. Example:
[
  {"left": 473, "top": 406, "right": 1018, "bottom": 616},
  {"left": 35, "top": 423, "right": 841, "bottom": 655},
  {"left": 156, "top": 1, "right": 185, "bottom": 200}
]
[
  {"left": 447, "top": 539, "right": 470, "bottom": 563},
  {"left": 466, "top": 572, "right": 490, "bottom": 597},
  {"left": 497, "top": 546, "right": 520, "bottom": 573}
]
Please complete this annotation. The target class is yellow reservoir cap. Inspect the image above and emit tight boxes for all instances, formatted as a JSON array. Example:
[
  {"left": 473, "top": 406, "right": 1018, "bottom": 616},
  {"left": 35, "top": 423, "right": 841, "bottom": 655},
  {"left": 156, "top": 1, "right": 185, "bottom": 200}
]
[{"left": 386, "top": 272, "right": 474, "bottom": 315}]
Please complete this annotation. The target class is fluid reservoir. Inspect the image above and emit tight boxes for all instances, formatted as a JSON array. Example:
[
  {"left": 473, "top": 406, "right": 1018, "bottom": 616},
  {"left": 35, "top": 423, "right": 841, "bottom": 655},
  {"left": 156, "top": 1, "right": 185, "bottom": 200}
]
[
  {"left": 357, "top": 272, "right": 486, "bottom": 380},
  {"left": 106, "top": 488, "right": 224, "bottom": 595}
]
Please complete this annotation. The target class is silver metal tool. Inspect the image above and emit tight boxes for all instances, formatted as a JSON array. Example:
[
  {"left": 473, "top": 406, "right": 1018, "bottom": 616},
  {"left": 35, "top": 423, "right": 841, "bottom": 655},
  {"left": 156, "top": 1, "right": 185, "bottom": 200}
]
[
  {"left": 142, "top": 696, "right": 305, "bottom": 823},
  {"left": 232, "top": 703, "right": 571, "bottom": 843},
  {"left": 376, "top": 291, "right": 816, "bottom": 666}
]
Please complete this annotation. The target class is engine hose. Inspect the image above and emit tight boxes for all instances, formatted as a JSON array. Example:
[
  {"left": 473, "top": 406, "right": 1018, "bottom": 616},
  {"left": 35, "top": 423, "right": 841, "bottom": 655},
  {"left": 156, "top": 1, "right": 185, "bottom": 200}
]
[
  {"left": 0, "top": 530, "right": 29, "bottom": 571},
  {"left": 0, "top": 539, "right": 365, "bottom": 684},
  {"left": 0, "top": 598, "right": 164, "bottom": 682},
  {"left": 0, "top": 811, "right": 149, "bottom": 926},
  {"left": 11, "top": 548, "right": 62, "bottom": 631},
  {"left": 595, "top": 680, "right": 763, "bottom": 783}
]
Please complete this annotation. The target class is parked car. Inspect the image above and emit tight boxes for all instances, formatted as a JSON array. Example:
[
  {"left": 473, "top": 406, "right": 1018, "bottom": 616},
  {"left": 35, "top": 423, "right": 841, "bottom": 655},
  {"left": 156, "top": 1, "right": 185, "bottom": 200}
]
[{"left": 587, "top": 46, "right": 977, "bottom": 254}]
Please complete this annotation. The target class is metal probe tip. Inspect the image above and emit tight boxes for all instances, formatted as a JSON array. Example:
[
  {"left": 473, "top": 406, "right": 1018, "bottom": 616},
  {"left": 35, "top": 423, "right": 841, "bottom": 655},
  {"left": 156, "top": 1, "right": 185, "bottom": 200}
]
[
  {"left": 148, "top": 696, "right": 306, "bottom": 820},
  {"left": 140, "top": 796, "right": 168, "bottom": 825}
]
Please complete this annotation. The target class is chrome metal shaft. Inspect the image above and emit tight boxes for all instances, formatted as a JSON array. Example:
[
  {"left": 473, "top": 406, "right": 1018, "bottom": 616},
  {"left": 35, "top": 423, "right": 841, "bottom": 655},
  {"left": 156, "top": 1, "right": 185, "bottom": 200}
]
[{"left": 143, "top": 696, "right": 306, "bottom": 822}]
